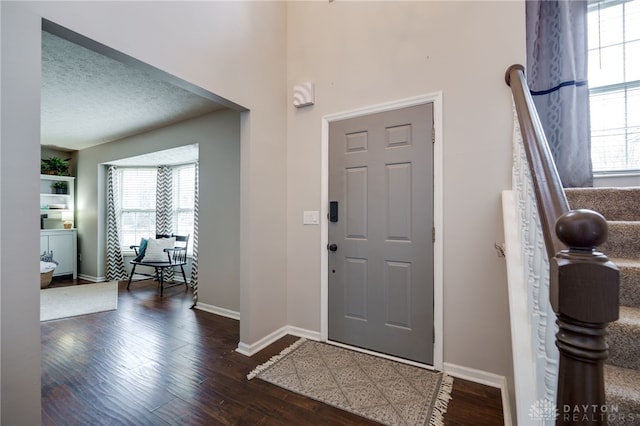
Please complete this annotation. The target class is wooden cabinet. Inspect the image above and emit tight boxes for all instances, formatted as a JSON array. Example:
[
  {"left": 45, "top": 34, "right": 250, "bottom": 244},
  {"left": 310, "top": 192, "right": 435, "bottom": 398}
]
[{"left": 41, "top": 229, "right": 77, "bottom": 278}]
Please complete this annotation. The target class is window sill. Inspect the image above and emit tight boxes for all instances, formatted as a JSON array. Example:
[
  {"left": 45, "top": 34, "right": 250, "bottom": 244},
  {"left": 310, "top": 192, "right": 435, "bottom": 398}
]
[
  {"left": 594, "top": 170, "right": 640, "bottom": 178},
  {"left": 593, "top": 171, "right": 640, "bottom": 188}
]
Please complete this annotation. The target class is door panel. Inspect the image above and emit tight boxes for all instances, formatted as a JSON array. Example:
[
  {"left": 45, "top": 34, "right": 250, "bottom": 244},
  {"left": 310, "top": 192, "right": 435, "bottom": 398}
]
[
  {"left": 385, "top": 260, "right": 412, "bottom": 328},
  {"left": 345, "top": 257, "right": 368, "bottom": 320},
  {"left": 328, "top": 103, "right": 434, "bottom": 364},
  {"left": 48, "top": 233, "right": 73, "bottom": 275},
  {"left": 386, "top": 163, "right": 412, "bottom": 240},
  {"left": 346, "top": 167, "right": 368, "bottom": 239}
]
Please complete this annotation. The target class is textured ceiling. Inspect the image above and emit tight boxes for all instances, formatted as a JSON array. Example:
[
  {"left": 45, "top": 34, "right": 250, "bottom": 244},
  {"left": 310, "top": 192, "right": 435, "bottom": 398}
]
[{"left": 41, "top": 31, "right": 225, "bottom": 152}]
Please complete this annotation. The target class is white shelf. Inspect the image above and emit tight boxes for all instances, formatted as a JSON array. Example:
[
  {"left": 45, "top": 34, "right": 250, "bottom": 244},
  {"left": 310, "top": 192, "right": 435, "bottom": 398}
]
[{"left": 40, "top": 174, "right": 75, "bottom": 227}]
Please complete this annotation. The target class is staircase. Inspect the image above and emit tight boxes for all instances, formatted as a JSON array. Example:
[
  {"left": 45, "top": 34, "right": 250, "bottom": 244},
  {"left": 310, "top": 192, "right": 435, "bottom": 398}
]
[{"left": 565, "top": 187, "right": 640, "bottom": 424}]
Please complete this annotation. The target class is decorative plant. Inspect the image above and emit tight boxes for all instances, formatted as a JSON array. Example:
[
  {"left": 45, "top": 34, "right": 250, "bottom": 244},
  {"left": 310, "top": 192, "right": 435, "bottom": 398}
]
[
  {"left": 41, "top": 157, "right": 70, "bottom": 176},
  {"left": 51, "top": 181, "right": 68, "bottom": 194}
]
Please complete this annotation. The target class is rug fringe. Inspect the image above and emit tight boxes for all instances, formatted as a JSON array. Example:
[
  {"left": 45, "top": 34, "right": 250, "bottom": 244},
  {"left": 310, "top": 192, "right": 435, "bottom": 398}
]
[
  {"left": 246, "top": 338, "right": 307, "bottom": 380},
  {"left": 429, "top": 373, "right": 453, "bottom": 426}
]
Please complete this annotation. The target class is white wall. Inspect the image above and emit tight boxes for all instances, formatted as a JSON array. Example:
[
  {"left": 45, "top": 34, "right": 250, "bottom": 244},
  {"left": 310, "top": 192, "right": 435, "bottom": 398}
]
[
  {"left": 0, "top": 2, "right": 287, "bottom": 422},
  {"left": 286, "top": 0, "right": 525, "bottom": 387}
]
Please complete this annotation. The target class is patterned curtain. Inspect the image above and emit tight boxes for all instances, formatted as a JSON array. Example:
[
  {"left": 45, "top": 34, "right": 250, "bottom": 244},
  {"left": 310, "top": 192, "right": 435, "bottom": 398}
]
[
  {"left": 190, "top": 162, "right": 199, "bottom": 308},
  {"left": 156, "top": 165, "right": 174, "bottom": 280},
  {"left": 105, "top": 166, "right": 128, "bottom": 281},
  {"left": 526, "top": 0, "right": 593, "bottom": 188},
  {"left": 156, "top": 166, "right": 173, "bottom": 236}
]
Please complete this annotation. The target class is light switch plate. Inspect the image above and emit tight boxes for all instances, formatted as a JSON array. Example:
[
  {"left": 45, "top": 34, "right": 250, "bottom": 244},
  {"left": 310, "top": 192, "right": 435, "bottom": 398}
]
[{"left": 303, "top": 210, "right": 320, "bottom": 225}]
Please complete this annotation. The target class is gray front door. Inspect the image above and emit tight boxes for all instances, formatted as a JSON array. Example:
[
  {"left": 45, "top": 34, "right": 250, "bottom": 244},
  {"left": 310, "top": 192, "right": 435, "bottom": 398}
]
[{"left": 328, "top": 103, "right": 434, "bottom": 364}]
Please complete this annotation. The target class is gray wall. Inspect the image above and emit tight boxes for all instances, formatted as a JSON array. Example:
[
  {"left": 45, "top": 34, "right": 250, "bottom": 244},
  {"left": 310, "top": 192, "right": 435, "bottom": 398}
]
[
  {"left": 1, "top": 4, "right": 43, "bottom": 425},
  {"left": 77, "top": 111, "right": 241, "bottom": 310}
]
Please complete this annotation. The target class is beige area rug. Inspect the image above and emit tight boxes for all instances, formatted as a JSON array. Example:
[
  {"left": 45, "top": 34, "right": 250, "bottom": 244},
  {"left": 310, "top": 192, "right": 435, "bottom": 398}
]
[
  {"left": 248, "top": 339, "right": 453, "bottom": 426},
  {"left": 40, "top": 281, "right": 118, "bottom": 321}
]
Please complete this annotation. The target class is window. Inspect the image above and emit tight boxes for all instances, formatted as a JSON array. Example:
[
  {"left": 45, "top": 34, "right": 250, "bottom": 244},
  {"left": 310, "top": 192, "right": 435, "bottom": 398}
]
[
  {"left": 118, "top": 165, "right": 196, "bottom": 253},
  {"left": 120, "top": 168, "right": 157, "bottom": 250},
  {"left": 588, "top": 0, "right": 640, "bottom": 172}
]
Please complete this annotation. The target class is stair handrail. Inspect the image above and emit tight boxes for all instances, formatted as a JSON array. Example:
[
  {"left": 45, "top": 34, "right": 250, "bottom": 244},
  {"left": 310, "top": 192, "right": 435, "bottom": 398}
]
[
  {"left": 505, "top": 64, "right": 569, "bottom": 257},
  {"left": 505, "top": 64, "right": 619, "bottom": 425}
]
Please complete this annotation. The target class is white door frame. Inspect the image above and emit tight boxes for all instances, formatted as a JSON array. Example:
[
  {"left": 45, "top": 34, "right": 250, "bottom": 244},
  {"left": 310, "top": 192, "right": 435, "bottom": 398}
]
[{"left": 320, "top": 92, "right": 444, "bottom": 371}]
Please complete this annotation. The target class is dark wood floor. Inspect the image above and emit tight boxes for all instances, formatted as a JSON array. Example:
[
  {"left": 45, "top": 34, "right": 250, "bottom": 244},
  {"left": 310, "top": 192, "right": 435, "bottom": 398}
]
[{"left": 41, "top": 277, "right": 504, "bottom": 425}]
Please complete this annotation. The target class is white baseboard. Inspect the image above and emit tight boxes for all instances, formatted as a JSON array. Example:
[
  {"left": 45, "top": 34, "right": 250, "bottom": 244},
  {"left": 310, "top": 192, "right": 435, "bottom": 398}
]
[
  {"left": 236, "top": 326, "right": 289, "bottom": 356},
  {"left": 444, "top": 362, "right": 513, "bottom": 426},
  {"left": 194, "top": 302, "right": 240, "bottom": 321},
  {"left": 77, "top": 274, "right": 103, "bottom": 282},
  {"left": 236, "top": 326, "right": 321, "bottom": 356},
  {"left": 286, "top": 326, "right": 321, "bottom": 341}
]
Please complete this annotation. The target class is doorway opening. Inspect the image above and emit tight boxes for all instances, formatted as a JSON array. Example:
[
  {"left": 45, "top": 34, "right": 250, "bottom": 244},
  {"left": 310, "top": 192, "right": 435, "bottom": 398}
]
[{"left": 39, "top": 19, "right": 246, "bottom": 316}]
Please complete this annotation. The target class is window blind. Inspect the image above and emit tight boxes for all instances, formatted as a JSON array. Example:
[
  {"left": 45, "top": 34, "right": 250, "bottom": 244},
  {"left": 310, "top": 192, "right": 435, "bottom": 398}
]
[{"left": 119, "top": 168, "right": 157, "bottom": 249}]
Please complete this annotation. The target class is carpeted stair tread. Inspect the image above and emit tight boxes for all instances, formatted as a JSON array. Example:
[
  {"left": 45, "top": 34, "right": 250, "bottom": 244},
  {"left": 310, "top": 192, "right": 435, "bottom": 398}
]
[
  {"left": 566, "top": 187, "right": 640, "bottom": 221},
  {"left": 564, "top": 186, "right": 640, "bottom": 416},
  {"left": 607, "top": 306, "right": 640, "bottom": 371},
  {"left": 610, "top": 258, "right": 640, "bottom": 309},
  {"left": 604, "top": 364, "right": 640, "bottom": 425},
  {"left": 599, "top": 221, "right": 640, "bottom": 259}
]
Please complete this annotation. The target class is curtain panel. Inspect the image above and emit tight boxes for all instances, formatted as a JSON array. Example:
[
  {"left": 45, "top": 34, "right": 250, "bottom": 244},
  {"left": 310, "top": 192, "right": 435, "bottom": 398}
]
[
  {"left": 526, "top": 0, "right": 593, "bottom": 188},
  {"left": 190, "top": 162, "right": 199, "bottom": 307},
  {"left": 105, "top": 165, "right": 129, "bottom": 281},
  {"left": 156, "top": 165, "right": 174, "bottom": 280},
  {"left": 156, "top": 166, "right": 174, "bottom": 236}
]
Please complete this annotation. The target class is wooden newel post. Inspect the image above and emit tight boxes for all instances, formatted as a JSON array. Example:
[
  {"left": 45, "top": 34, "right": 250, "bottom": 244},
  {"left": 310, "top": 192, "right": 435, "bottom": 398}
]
[{"left": 550, "top": 209, "right": 619, "bottom": 425}]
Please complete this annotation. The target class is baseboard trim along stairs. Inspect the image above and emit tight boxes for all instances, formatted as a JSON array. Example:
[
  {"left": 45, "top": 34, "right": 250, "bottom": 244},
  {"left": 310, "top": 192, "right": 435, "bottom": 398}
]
[{"left": 566, "top": 187, "right": 640, "bottom": 425}]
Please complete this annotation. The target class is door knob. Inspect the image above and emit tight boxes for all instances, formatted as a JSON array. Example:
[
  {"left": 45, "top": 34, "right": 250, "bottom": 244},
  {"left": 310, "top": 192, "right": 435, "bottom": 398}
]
[{"left": 328, "top": 243, "right": 338, "bottom": 252}]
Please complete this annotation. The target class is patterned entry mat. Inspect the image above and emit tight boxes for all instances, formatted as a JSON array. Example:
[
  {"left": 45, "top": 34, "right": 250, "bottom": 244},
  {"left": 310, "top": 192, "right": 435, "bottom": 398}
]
[{"left": 248, "top": 339, "right": 453, "bottom": 426}]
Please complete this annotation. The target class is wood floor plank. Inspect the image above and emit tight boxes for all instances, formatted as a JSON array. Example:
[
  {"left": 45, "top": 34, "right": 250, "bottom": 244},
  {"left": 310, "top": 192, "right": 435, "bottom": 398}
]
[{"left": 42, "top": 278, "right": 504, "bottom": 425}]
